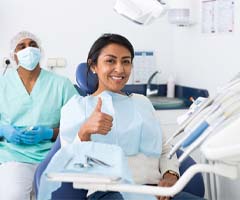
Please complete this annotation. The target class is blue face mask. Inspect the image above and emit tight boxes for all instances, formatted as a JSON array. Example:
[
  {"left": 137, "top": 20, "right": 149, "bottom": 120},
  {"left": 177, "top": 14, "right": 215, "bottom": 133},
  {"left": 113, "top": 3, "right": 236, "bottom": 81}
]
[{"left": 16, "top": 47, "right": 41, "bottom": 71}]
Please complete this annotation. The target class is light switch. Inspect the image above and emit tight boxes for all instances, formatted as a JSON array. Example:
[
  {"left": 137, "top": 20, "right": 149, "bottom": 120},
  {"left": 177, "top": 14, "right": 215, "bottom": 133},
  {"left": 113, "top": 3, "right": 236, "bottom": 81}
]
[
  {"left": 47, "top": 58, "right": 57, "bottom": 69},
  {"left": 57, "top": 58, "right": 66, "bottom": 68}
]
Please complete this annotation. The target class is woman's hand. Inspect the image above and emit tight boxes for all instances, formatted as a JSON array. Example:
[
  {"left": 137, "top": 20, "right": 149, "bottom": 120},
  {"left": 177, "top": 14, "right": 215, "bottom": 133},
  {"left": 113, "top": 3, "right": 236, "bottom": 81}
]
[
  {"left": 78, "top": 97, "right": 113, "bottom": 141},
  {"left": 157, "top": 172, "right": 179, "bottom": 200}
]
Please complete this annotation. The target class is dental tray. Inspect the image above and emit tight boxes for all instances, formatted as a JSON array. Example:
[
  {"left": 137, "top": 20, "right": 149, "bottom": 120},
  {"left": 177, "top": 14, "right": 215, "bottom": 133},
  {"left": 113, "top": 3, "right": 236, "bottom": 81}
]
[{"left": 47, "top": 172, "right": 122, "bottom": 184}]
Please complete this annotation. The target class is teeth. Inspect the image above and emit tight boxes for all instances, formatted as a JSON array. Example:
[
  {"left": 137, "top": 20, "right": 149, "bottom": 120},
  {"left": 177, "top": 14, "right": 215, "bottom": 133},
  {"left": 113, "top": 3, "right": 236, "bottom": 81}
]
[{"left": 112, "top": 76, "right": 123, "bottom": 80}]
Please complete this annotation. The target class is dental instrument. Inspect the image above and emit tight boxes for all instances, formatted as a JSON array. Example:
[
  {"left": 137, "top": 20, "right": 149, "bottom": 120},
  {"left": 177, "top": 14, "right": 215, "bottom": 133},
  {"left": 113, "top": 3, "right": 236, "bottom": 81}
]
[
  {"left": 181, "top": 95, "right": 240, "bottom": 148},
  {"left": 168, "top": 90, "right": 240, "bottom": 159},
  {"left": 85, "top": 155, "right": 112, "bottom": 168},
  {"left": 165, "top": 97, "right": 213, "bottom": 145},
  {"left": 178, "top": 112, "right": 240, "bottom": 163},
  {"left": 166, "top": 76, "right": 240, "bottom": 145}
]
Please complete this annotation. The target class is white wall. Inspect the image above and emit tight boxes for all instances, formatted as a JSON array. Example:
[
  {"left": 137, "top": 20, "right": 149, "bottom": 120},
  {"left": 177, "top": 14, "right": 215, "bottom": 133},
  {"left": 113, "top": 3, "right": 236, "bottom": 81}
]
[
  {"left": 170, "top": 0, "right": 240, "bottom": 95},
  {"left": 1, "top": 1, "right": 239, "bottom": 94},
  {"left": 0, "top": 0, "right": 174, "bottom": 84}
]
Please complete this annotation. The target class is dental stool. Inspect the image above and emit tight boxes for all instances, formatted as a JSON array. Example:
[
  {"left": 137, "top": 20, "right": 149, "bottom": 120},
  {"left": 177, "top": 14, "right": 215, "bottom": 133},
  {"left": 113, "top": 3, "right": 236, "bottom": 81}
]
[{"left": 33, "top": 63, "right": 205, "bottom": 199}]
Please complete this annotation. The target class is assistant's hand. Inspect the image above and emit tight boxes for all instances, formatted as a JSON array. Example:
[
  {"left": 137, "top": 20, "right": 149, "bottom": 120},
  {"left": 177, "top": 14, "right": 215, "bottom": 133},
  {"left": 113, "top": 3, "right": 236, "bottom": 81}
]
[
  {"left": 78, "top": 97, "right": 113, "bottom": 141},
  {"left": 157, "top": 173, "right": 179, "bottom": 200},
  {"left": 0, "top": 125, "right": 22, "bottom": 144},
  {"left": 20, "top": 126, "right": 53, "bottom": 145}
]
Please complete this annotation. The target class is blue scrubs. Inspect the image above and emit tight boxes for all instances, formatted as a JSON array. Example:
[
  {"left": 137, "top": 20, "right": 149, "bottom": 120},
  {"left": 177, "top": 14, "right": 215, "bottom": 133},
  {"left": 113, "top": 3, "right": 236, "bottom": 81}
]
[{"left": 0, "top": 69, "right": 78, "bottom": 163}]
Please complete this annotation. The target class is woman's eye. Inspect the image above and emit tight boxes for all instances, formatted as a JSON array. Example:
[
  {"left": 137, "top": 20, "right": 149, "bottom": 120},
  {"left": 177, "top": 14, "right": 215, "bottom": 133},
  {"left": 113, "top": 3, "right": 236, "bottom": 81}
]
[
  {"left": 122, "top": 60, "right": 131, "bottom": 65},
  {"left": 106, "top": 59, "right": 115, "bottom": 64}
]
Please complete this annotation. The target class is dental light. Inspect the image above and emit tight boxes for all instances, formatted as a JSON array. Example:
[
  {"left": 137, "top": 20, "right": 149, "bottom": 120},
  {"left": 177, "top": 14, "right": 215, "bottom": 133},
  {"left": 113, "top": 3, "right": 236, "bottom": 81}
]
[{"left": 114, "top": 0, "right": 168, "bottom": 25}]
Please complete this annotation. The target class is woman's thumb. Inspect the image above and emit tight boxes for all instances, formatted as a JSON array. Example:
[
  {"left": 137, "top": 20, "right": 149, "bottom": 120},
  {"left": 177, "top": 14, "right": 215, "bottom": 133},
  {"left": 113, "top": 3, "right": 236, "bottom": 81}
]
[{"left": 94, "top": 97, "right": 102, "bottom": 112}]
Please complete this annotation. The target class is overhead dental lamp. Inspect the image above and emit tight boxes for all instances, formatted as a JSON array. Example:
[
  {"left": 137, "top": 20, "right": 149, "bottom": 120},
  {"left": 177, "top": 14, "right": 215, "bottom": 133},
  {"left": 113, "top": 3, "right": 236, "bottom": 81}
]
[
  {"left": 114, "top": 0, "right": 195, "bottom": 26},
  {"left": 114, "top": 0, "right": 168, "bottom": 25}
]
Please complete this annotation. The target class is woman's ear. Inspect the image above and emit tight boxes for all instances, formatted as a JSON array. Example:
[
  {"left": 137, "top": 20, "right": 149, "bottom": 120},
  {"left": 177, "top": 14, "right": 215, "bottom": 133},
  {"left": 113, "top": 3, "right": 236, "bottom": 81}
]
[
  {"left": 90, "top": 66, "right": 96, "bottom": 74},
  {"left": 88, "top": 59, "right": 97, "bottom": 74}
]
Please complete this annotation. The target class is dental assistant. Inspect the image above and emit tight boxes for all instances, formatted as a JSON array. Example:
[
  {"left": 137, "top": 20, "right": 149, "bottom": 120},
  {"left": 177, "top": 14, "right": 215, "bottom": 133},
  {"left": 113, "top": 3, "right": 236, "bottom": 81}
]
[{"left": 0, "top": 31, "right": 78, "bottom": 200}]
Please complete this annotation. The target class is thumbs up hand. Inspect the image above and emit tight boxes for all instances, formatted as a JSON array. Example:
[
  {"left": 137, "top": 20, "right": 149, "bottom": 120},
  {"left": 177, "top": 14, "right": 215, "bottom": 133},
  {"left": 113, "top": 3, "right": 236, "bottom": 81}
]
[
  {"left": 94, "top": 96, "right": 103, "bottom": 112},
  {"left": 78, "top": 97, "right": 113, "bottom": 141}
]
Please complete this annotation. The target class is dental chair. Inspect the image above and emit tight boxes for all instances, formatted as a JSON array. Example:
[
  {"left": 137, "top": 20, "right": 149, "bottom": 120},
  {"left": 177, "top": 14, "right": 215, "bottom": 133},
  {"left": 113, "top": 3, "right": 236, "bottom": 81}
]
[{"left": 33, "top": 63, "right": 205, "bottom": 199}]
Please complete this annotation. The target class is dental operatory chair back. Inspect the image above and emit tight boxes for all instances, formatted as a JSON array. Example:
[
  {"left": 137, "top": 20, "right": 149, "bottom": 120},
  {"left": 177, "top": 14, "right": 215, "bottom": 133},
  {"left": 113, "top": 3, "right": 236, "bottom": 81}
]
[
  {"left": 75, "top": 62, "right": 98, "bottom": 95},
  {"left": 34, "top": 63, "right": 205, "bottom": 199}
]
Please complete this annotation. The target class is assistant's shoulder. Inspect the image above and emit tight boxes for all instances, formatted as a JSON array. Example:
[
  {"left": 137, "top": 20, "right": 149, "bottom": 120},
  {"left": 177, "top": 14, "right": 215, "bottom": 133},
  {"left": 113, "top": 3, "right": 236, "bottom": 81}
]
[
  {"left": 41, "top": 69, "right": 70, "bottom": 83},
  {"left": 0, "top": 74, "right": 5, "bottom": 83},
  {"left": 41, "top": 69, "right": 77, "bottom": 93},
  {"left": 0, "top": 70, "right": 16, "bottom": 85}
]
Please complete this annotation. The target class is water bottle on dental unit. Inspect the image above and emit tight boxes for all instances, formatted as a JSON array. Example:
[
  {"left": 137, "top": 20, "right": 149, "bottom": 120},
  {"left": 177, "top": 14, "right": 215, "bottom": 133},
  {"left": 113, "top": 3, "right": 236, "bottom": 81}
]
[{"left": 167, "top": 74, "right": 175, "bottom": 98}]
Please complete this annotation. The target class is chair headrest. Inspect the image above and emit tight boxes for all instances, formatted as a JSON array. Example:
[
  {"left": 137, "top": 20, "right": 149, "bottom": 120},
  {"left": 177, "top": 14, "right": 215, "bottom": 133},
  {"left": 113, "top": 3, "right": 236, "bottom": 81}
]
[{"left": 76, "top": 63, "right": 98, "bottom": 95}]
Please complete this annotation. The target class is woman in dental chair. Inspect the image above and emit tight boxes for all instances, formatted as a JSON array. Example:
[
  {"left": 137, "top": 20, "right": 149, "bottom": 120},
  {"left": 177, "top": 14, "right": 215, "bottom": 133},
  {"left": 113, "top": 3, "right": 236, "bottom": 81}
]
[{"left": 38, "top": 34, "right": 204, "bottom": 200}]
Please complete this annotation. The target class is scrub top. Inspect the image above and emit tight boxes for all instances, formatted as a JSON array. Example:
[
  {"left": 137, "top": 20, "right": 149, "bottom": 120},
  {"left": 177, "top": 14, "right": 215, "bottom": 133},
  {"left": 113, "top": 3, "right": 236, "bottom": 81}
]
[
  {"left": 0, "top": 69, "right": 78, "bottom": 163},
  {"left": 60, "top": 90, "right": 162, "bottom": 157}
]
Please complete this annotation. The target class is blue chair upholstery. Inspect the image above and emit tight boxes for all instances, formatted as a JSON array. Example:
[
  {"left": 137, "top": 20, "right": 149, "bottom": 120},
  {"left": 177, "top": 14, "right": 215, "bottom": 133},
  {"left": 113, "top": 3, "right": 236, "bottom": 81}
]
[
  {"left": 33, "top": 137, "right": 62, "bottom": 197},
  {"left": 33, "top": 62, "right": 205, "bottom": 198},
  {"left": 176, "top": 149, "right": 205, "bottom": 197},
  {"left": 76, "top": 62, "right": 98, "bottom": 95},
  {"left": 33, "top": 136, "right": 88, "bottom": 199}
]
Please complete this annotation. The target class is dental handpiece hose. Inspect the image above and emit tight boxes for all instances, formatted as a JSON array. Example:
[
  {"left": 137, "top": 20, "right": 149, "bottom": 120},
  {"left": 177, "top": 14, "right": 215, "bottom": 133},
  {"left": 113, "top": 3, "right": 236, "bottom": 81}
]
[
  {"left": 165, "top": 97, "right": 214, "bottom": 145},
  {"left": 168, "top": 103, "right": 220, "bottom": 159},
  {"left": 168, "top": 92, "right": 240, "bottom": 158},
  {"left": 181, "top": 95, "right": 240, "bottom": 148}
]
